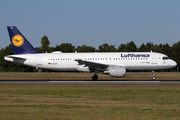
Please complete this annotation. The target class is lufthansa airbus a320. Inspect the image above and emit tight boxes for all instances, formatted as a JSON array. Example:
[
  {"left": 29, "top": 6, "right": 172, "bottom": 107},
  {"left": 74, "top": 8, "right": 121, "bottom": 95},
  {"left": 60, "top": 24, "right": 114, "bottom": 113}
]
[{"left": 4, "top": 26, "right": 177, "bottom": 80}]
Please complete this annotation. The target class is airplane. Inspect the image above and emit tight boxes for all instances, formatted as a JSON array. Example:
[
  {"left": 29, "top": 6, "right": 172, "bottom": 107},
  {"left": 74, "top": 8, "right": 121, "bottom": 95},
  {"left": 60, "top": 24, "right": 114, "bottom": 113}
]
[{"left": 4, "top": 26, "right": 177, "bottom": 80}]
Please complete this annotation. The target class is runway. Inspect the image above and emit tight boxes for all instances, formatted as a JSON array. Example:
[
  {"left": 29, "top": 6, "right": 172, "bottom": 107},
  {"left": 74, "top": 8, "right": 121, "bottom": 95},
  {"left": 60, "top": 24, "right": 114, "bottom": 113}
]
[{"left": 0, "top": 80, "right": 180, "bottom": 85}]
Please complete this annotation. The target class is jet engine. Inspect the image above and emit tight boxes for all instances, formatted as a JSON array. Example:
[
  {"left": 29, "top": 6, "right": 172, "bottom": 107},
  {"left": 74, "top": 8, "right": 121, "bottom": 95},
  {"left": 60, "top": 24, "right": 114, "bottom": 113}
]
[{"left": 104, "top": 66, "right": 126, "bottom": 77}]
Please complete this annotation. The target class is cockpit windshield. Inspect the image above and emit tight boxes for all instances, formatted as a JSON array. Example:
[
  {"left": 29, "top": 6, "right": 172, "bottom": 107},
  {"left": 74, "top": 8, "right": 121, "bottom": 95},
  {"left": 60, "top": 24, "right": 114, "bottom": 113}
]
[{"left": 163, "top": 57, "right": 170, "bottom": 60}]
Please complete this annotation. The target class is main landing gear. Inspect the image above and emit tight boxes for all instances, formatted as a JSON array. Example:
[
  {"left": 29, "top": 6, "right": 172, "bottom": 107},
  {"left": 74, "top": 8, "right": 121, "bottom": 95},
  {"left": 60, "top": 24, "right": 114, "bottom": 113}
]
[
  {"left": 92, "top": 70, "right": 99, "bottom": 81},
  {"left": 152, "top": 71, "right": 156, "bottom": 80},
  {"left": 92, "top": 74, "right": 98, "bottom": 81}
]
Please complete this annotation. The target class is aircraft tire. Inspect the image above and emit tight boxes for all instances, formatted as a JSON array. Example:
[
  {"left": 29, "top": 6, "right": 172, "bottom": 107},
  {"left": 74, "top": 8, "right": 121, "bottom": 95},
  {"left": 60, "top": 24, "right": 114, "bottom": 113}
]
[
  {"left": 92, "top": 75, "right": 98, "bottom": 81},
  {"left": 152, "top": 76, "right": 156, "bottom": 80}
]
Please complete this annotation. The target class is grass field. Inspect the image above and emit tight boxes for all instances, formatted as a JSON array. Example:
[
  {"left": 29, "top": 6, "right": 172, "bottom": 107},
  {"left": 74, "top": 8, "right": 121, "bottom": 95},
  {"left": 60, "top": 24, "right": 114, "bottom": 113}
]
[
  {"left": 0, "top": 72, "right": 180, "bottom": 120},
  {"left": 0, "top": 72, "right": 180, "bottom": 80},
  {"left": 0, "top": 85, "right": 180, "bottom": 120}
]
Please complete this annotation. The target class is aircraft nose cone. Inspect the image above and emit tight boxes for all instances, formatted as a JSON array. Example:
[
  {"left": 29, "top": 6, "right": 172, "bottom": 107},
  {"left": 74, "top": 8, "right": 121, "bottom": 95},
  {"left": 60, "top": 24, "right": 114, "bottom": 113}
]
[{"left": 172, "top": 60, "right": 177, "bottom": 67}]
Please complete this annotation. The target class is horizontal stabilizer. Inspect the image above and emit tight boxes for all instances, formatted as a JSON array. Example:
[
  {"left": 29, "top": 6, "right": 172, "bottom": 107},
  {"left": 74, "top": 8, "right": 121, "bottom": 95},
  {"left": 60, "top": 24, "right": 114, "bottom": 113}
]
[{"left": 4, "top": 55, "right": 27, "bottom": 60}]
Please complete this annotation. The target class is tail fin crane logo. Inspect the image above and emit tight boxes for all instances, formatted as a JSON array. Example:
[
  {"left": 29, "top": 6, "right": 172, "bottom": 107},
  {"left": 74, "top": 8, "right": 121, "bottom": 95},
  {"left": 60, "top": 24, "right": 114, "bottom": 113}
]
[{"left": 12, "top": 34, "right": 24, "bottom": 47}]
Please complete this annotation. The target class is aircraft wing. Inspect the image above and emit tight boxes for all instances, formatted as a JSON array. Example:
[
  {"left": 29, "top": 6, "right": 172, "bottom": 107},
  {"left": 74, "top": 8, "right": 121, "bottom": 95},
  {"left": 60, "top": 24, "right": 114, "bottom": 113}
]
[{"left": 75, "top": 59, "right": 109, "bottom": 72}]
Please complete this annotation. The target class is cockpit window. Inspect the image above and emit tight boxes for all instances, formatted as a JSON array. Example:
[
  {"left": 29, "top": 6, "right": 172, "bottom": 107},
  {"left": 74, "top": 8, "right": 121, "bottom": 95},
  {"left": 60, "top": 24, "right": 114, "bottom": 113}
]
[{"left": 163, "top": 57, "right": 170, "bottom": 60}]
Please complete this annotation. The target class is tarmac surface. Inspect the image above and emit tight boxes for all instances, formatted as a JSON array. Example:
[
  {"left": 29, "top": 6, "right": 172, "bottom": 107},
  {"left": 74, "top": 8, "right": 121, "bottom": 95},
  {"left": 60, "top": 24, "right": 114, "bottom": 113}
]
[{"left": 0, "top": 80, "right": 180, "bottom": 85}]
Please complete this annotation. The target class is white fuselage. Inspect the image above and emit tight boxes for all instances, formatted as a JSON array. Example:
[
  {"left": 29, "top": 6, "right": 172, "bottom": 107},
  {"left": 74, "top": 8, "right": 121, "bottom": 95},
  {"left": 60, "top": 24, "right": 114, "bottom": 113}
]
[{"left": 4, "top": 52, "right": 177, "bottom": 72}]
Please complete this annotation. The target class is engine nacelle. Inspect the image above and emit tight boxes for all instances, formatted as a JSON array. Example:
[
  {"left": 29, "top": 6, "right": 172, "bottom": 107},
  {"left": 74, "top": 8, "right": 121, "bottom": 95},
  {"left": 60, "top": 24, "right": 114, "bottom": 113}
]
[{"left": 109, "top": 66, "right": 126, "bottom": 77}]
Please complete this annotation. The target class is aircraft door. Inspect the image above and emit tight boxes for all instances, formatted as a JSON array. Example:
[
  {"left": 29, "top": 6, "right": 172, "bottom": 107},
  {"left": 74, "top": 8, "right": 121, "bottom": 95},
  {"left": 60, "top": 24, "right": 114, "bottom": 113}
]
[
  {"left": 37, "top": 55, "right": 43, "bottom": 65},
  {"left": 151, "top": 55, "right": 157, "bottom": 64}
]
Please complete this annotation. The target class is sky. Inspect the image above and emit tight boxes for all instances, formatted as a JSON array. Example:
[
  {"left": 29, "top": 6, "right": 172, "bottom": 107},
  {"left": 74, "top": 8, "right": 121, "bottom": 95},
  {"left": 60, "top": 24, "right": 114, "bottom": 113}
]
[{"left": 1, "top": 0, "right": 180, "bottom": 50}]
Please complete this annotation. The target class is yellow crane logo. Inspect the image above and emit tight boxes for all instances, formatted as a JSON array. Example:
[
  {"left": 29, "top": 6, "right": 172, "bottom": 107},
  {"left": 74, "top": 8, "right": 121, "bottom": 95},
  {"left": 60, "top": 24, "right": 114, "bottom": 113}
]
[{"left": 12, "top": 34, "right": 24, "bottom": 47}]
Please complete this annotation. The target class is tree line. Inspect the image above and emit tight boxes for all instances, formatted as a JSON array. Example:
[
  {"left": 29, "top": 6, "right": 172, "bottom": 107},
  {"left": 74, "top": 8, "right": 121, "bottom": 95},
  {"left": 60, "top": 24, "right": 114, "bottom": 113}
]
[{"left": 0, "top": 35, "right": 179, "bottom": 72}]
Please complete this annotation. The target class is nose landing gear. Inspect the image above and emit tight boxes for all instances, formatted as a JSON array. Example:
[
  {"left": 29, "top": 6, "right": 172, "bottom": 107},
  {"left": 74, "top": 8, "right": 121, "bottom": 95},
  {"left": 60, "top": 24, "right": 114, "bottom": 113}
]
[{"left": 152, "top": 71, "right": 156, "bottom": 80}]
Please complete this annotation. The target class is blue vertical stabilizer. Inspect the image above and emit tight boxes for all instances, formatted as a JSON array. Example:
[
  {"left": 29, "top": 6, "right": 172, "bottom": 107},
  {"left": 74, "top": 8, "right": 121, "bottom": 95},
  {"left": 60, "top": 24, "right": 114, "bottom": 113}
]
[{"left": 7, "top": 26, "right": 40, "bottom": 54}]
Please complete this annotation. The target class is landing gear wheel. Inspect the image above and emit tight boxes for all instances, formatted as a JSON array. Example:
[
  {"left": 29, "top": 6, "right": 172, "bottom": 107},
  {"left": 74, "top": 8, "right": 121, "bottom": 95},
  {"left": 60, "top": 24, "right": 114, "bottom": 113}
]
[
  {"left": 152, "top": 76, "right": 156, "bottom": 80},
  {"left": 92, "top": 75, "right": 98, "bottom": 81}
]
